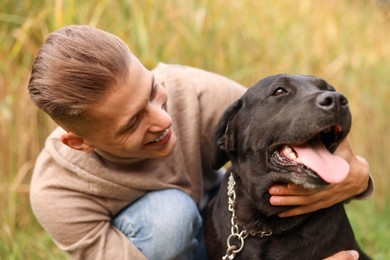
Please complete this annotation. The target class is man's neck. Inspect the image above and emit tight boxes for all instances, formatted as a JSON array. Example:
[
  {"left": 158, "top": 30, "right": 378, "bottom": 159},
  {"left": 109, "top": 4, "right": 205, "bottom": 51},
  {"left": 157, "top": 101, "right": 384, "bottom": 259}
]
[{"left": 94, "top": 149, "right": 147, "bottom": 166}]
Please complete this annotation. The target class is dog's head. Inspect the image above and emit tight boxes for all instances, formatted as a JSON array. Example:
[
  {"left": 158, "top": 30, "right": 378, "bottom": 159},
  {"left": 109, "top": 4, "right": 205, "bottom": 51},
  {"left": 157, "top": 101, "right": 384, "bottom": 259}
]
[{"left": 213, "top": 74, "right": 351, "bottom": 211}]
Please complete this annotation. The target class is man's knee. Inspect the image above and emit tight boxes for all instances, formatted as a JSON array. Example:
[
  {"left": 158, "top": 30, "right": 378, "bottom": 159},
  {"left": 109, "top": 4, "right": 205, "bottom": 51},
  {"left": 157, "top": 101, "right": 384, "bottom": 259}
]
[
  {"left": 151, "top": 189, "right": 201, "bottom": 242},
  {"left": 112, "top": 189, "right": 202, "bottom": 260}
]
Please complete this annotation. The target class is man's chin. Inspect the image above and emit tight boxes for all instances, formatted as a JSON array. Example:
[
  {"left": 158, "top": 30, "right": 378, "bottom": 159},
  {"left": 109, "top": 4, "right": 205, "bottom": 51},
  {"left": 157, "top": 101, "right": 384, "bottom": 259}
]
[{"left": 152, "top": 135, "right": 177, "bottom": 158}]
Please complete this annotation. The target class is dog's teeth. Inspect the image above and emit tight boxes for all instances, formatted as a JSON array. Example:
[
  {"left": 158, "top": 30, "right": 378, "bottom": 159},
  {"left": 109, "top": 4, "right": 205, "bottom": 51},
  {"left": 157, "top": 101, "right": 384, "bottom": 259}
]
[
  {"left": 284, "top": 145, "right": 292, "bottom": 154},
  {"left": 281, "top": 145, "right": 299, "bottom": 161}
]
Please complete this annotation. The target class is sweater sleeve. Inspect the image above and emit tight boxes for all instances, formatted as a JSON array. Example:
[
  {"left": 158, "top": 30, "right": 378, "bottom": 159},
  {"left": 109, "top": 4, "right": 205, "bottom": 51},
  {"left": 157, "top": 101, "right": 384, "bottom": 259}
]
[{"left": 30, "top": 149, "right": 147, "bottom": 260}]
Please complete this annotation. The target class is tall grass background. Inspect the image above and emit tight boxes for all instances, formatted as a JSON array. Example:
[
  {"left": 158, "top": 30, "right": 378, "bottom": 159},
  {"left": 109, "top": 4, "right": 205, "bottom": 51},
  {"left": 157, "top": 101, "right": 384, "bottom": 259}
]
[{"left": 1, "top": 0, "right": 389, "bottom": 259}]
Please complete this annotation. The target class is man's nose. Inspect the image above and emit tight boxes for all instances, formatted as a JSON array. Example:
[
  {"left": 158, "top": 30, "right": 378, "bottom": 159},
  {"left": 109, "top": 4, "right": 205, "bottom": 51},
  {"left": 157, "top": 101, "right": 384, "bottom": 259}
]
[{"left": 146, "top": 103, "right": 172, "bottom": 132}]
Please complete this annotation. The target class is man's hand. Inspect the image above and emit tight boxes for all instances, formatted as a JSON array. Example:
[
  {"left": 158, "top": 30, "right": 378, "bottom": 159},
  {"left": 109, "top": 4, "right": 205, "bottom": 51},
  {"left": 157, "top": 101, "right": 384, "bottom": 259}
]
[
  {"left": 269, "top": 137, "right": 370, "bottom": 217},
  {"left": 323, "top": 250, "right": 359, "bottom": 260}
]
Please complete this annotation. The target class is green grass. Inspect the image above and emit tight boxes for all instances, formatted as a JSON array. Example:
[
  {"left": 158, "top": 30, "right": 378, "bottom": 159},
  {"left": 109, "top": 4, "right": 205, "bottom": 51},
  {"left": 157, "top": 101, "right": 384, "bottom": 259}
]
[{"left": 1, "top": 0, "right": 390, "bottom": 259}]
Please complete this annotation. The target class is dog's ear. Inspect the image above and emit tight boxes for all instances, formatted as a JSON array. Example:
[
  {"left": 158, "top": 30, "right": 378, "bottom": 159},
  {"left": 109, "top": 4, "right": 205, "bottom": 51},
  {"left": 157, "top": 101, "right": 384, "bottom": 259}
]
[{"left": 212, "top": 99, "right": 242, "bottom": 169}]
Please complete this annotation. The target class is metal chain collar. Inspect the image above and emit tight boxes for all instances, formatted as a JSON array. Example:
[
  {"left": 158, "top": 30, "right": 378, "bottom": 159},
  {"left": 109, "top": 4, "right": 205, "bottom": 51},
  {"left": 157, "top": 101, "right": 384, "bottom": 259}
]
[{"left": 222, "top": 172, "right": 272, "bottom": 260}]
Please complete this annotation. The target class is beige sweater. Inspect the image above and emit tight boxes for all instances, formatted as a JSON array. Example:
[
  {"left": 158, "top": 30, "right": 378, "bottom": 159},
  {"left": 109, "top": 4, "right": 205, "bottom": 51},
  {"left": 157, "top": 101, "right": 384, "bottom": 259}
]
[{"left": 30, "top": 64, "right": 246, "bottom": 259}]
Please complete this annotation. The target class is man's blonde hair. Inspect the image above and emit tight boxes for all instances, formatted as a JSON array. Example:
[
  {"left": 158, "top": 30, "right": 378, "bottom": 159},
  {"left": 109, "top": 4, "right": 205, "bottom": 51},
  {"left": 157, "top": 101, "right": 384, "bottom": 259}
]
[{"left": 28, "top": 25, "right": 131, "bottom": 128}]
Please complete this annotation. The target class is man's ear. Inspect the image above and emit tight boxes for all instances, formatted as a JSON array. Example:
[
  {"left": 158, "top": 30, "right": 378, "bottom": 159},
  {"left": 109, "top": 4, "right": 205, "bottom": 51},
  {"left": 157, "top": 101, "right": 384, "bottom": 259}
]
[{"left": 60, "top": 132, "right": 95, "bottom": 153}]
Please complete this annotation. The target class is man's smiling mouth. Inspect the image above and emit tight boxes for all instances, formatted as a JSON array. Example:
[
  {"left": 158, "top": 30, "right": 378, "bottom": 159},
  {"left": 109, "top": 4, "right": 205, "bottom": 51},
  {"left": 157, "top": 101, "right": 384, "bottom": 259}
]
[
  {"left": 146, "top": 128, "right": 172, "bottom": 146},
  {"left": 151, "top": 129, "right": 169, "bottom": 143}
]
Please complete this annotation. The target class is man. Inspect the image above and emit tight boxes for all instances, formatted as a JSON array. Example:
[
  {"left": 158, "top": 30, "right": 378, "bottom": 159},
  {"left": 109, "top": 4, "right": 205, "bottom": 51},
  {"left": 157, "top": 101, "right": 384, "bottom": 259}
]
[{"left": 28, "top": 25, "right": 372, "bottom": 260}]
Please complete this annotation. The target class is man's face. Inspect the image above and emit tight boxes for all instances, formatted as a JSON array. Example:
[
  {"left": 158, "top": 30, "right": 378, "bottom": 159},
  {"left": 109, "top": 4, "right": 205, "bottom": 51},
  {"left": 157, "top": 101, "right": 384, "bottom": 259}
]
[{"left": 80, "top": 54, "right": 177, "bottom": 158}]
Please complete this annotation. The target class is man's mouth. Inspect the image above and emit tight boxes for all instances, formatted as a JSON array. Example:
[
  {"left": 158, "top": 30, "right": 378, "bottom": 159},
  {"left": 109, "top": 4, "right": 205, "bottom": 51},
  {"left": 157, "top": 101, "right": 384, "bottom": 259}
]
[
  {"left": 147, "top": 128, "right": 171, "bottom": 145},
  {"left": 270, "top": 125, "right": 349, "bottom": 184}
]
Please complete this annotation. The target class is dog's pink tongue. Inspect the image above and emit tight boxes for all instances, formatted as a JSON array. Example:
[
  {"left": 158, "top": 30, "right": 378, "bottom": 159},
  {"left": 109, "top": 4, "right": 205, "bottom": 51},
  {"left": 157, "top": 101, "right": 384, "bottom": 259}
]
[{"left": 292, "top": 140, "right": 349, "bottom": 184}]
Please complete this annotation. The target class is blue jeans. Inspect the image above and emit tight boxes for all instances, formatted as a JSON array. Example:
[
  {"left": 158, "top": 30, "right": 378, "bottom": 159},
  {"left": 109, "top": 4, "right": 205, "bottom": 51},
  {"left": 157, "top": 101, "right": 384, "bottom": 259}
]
[{"left": 112, "top": 189, "right": 206, "bottom": 260}]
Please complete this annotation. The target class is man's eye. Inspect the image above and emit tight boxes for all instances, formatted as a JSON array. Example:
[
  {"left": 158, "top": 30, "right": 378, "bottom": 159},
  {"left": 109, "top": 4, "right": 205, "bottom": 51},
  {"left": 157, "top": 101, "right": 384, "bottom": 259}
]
[
  {"left": 126, "top": 114, "right": 142, "bottom": 133},
  {"left": 272, "top": 87, "right": 287, "bottom": 96},
  {"left": 129, "top": 116, "right": 138, "bottom": 127}
]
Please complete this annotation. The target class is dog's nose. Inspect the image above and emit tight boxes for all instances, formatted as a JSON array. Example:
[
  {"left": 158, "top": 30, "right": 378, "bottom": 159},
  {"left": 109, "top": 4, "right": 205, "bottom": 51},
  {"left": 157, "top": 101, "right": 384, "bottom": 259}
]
[{"left": 316, "top": 92, "right": 348, "bottom": 111}]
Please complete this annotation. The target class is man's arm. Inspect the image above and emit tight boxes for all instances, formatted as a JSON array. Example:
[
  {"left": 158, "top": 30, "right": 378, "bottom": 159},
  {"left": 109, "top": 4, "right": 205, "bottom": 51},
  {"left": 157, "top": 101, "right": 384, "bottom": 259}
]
[{"left": 30, "top": 183, "right": 147, "bottom": 260}]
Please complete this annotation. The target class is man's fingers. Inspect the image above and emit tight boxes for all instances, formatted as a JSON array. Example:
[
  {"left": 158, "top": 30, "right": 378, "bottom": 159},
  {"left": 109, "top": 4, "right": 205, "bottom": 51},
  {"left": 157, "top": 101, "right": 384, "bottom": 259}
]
[
  {"left": 269, "top": 185, "right": 334, "bottom": 206},
  {"left": 269, "top": 184, "right": 320, "bottom": 196},
  {"left": 277, "top": 202, "right": 331, "bottom": 217},
  {"left": 270, "top": 194, "right": 323, "bottom": 207},
  {"left": 323, "top": 250, "right": 359, "bottom": 260},
  {"left": 278, "top": 205, "right": 313, "bottom": 217}
]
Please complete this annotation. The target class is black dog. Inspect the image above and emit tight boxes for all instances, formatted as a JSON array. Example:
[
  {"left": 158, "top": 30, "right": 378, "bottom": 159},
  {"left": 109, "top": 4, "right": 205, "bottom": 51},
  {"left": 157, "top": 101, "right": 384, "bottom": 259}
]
[{"left": 205, "top": 74, "right": 370, "bottom": 259}]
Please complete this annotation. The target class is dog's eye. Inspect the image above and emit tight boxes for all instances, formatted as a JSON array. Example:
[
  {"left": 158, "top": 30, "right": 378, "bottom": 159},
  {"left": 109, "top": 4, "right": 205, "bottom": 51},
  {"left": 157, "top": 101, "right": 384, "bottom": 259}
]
[{"left": 272, "top": 87, "right": 287, "bottom": 96}]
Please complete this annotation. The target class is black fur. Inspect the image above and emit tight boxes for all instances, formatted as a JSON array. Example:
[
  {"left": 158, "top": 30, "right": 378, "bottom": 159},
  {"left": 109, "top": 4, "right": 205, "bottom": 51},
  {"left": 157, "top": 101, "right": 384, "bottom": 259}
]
[{"left": 205, "top": 74, "right": 370, "bottom": 260}]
